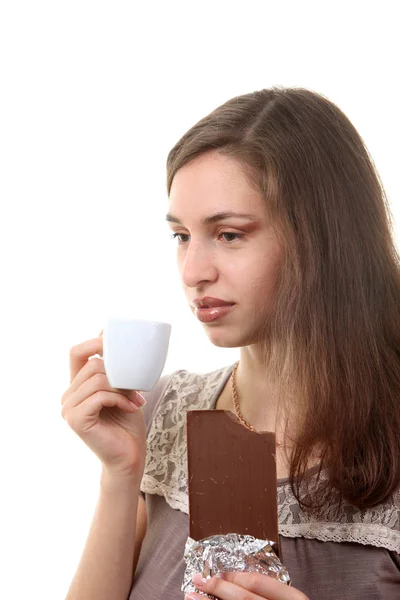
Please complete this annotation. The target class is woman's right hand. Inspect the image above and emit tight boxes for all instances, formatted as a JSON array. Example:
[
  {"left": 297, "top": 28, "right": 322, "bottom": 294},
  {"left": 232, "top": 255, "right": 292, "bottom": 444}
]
[{"left": 61, "top": 333, "right": 147, "bottom": 478}]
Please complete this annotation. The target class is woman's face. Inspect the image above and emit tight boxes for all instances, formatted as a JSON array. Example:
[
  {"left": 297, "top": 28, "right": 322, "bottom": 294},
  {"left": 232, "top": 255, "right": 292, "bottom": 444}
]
[{"left": 167, "top": 150, "right": 283, "bottom": 348}]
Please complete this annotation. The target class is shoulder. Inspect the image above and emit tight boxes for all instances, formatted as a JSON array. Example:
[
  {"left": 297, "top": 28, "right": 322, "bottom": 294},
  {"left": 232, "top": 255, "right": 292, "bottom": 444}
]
[
  {"left": 140, "top": 363, "right": 233, "bottom": 432},
  {"left": 278, "top": 472, "right": 400, "bottom": 554},
  {"left": 140, "top": 363, "right": 234, "bottom": 511}
]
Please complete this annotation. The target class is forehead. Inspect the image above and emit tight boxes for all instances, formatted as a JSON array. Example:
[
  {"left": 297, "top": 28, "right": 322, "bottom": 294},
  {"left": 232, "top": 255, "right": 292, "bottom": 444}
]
[{"left": 168, "top": 151, "right": 265, "bottom": 217}]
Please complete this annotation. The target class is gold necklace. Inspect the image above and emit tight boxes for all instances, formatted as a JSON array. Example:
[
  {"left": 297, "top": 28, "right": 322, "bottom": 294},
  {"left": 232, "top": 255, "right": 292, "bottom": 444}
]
[{"left": 231, "top": 362, "right": 286, "bottom": 448}]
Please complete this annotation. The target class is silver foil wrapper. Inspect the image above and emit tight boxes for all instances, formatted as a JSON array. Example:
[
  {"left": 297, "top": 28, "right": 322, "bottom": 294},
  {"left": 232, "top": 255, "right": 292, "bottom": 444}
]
[{"left": 181, "top": 533, "right": 291, "bottom": 598}]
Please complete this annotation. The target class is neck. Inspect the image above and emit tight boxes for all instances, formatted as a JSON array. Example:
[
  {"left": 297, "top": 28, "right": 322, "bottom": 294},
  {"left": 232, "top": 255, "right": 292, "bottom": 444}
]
[{"left": 235, "top": 345, "right": 296, "bottom": 438}]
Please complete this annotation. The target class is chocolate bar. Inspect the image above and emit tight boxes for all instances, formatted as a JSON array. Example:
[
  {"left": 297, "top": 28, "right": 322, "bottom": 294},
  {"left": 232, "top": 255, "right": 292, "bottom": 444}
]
[{"left": 186, "top": 410, "right": 279, "bottom": 554}]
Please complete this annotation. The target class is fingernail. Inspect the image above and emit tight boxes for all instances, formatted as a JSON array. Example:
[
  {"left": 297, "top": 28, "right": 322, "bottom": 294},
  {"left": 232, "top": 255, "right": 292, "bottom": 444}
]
[
  {"left": 186, "top": 594, "right": 199, "bottom": 600},
  {"left": 135, "top": 393, "right": 147, "bottom": 406},
  {"left": 192, "top": 573, "right": 207, "bottom": 587}
]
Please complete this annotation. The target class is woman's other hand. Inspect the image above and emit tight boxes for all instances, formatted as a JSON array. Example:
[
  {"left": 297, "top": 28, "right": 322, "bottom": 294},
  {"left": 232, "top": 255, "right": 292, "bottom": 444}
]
[{"left": 185, "top": 571, "right": 309, "bottom": 600}]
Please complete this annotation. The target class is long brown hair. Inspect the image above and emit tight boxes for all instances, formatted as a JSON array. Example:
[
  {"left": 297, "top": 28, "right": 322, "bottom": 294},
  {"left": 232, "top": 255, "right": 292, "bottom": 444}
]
[{"left": 166, "top": 86, "right": 400, "bottom": 513}]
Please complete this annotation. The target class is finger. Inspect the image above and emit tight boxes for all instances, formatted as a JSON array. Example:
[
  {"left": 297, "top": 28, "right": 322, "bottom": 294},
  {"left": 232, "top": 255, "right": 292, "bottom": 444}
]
[
  {"left": 67, "top": 355, "right": 106, "bottom": 397},
  {"left": 63, "top": 389, "right": 140, "bottom": 431},
  {"left": 64, "top": 360, "right": 144, "bottom": 408},
  {"left": 192, "top": 572, "right": 308, "bottom": 600},
  {"left": 63, "top": 370, "right": 111, "bottom": 409},
  {"left": 63, "top": 362, "right": 145, "bottom": 412},
  {"left": 69, "top": 336, "right": 103, "bottom": 382},
  {"left": 192, "top": 572, "right": 259, "bottom": 600}
]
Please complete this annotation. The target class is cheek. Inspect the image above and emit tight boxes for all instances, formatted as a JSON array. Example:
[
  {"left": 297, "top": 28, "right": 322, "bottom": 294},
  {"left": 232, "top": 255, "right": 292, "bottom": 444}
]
[
  {"left": 176, "top": 251, "right": 185, "bottom": 277},
  {"left": 243, "top": 254, "right": 282, "bottom": 300}
]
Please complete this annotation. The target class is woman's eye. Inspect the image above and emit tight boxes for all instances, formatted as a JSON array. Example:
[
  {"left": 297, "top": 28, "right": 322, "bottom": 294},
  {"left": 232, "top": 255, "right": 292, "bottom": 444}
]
[
  {"left": 169, "top": 232, "right": 244, "bottom": 244},
  {"left": 219, "top": 232, "right": 243, "bottom": 242},
  {"left": 170, "top": 233, "right": 189, "bottom": 243}
]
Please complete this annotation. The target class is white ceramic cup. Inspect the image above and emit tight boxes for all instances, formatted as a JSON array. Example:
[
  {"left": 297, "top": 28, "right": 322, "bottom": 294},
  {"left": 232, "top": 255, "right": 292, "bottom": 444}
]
[{"left": 103, "top": 317, "right": 171, "bottom": 391}]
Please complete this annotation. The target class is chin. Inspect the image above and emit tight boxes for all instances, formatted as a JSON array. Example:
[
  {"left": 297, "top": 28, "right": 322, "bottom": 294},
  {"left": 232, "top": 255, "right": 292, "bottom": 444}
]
[{"left": 204, "top": 328, "right": 254, "bottom": 349}]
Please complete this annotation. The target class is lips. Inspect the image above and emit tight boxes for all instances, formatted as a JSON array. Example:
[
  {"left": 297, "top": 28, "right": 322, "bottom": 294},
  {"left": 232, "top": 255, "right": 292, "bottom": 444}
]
[
  {"left": 192, "top": 297, "right": 235, "bottom": 309},
  {"left": 193, "top": 303, "right": 236, "bottom": 323}
]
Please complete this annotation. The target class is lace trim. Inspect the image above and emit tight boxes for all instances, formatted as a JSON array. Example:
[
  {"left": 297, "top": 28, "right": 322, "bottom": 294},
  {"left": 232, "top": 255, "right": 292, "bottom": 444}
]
[{"left": 140, "top": 366, "right": 400, "bottom": 554}]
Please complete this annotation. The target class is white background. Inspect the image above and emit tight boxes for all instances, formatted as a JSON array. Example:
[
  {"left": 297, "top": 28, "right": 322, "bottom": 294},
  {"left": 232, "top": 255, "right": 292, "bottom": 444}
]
[{"left": 0, "top": 1, "right": 399, "bottom": 598}]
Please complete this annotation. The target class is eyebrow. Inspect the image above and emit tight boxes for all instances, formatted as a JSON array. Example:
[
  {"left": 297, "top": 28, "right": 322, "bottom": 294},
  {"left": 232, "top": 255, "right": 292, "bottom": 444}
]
[{"left": 165, "top": 211, "right": 259, "bottom": 225}]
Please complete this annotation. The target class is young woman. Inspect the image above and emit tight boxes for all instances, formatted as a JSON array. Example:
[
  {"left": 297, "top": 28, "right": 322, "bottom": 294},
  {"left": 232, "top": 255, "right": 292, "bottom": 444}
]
[{"left": 62, "top": 87, "right": 400, "bottom": 600}]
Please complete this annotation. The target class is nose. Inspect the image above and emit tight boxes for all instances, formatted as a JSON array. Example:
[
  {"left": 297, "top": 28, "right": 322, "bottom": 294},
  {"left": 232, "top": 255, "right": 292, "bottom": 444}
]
[{"left": 179, "top": 239, "right": 218, "bottom": 288}]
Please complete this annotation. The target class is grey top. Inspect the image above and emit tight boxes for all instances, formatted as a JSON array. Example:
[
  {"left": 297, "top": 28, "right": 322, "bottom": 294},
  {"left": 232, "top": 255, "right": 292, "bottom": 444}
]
[{"left": 129, "top": 365, "right": 400, "bottom": 599}]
